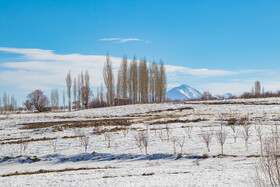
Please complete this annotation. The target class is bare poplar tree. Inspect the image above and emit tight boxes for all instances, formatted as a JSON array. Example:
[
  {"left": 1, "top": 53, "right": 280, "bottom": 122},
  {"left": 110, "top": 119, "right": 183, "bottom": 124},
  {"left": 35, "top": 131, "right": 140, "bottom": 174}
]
[
  {"left": 130, "top": 57, "right": 138, "bottom": 104},
  {"left": 0, "top": 98, "right": 2, "bottom": 114},
  {"left": 82, "top": 70, "right": 90, "bottom": 109},
  {"left": 121, "top": 56, "right": 128, "bottom": 98},
  {"left": 51, "top": 89, "right": 59, "bottom": 111},
  {"left": 159, "top": 61, "right": 167, "bottom": 102},
  {"left": 254, "top": 81, "right": 261, "bottom": 97},
  {"left": 73, "top": 78, "right": 77, "bottom": 110},
  {"left": 149, "top": 62, "right": 156, "bottom": 102},
  {"left": 77, "top": 75, "right": 81, "bottom": 109},
  {"left": 3, "top": 92, "right": 8, "bottom": 113},
  {"left": 100, "top": 84, "right": 104, "bottom": 106},
  {"left": 154, "top": 64, "right": 160, "bottom": 102},
  {"left": 66, "top": 71, "right": 72, "bottom": 111},
  {"left": 80, "top": 71, "right": 85, "bottom": 108},
  {"left": 10, "top": 95, "right": 17, "bottom": 112},
  {"left": 128, "top": 63, "right": 133, "bottom": 100},
  {"left": 63, "top": 89, "right": 66, "bottom": 111},
  {"left": 116, "top": 69, "right": 122, "bottom": 98},
  {"left": 103, "top": 54, "right": 114, "bottom": 105},
  {"left": 139, "top": 59, "right": 149, "bottom": 103}
]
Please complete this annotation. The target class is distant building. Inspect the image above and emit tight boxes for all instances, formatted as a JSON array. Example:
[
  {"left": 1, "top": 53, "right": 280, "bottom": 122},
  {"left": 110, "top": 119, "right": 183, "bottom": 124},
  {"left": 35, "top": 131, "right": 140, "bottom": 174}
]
[{"left": 114, "top": 98, "right": 132, "bottom": 106}]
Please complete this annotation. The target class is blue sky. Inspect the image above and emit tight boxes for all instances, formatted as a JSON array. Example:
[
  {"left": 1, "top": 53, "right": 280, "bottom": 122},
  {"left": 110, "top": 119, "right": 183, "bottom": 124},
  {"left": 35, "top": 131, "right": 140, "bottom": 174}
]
[{"left": 1, "top": 0, "right": 280, "bottom": 104}]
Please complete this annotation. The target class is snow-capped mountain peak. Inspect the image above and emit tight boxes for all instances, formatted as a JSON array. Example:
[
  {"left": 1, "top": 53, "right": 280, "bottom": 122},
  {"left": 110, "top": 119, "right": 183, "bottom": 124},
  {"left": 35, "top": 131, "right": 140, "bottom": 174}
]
[{"left": 166, "top": 84, "right": 202, "bottom": 101}]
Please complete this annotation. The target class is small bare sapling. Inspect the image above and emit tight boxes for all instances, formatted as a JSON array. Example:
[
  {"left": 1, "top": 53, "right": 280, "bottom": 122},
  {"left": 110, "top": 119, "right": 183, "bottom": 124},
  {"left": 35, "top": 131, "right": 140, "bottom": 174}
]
[
  {"left": 200, "top": 130, "right": 213, "bottom": 152},
  {"left": 255, "top": 126, "right": 263, "bottom": 154},
  {"left": 134, "top": 132, "right": 148, "bottom": 155},
  {"left": 51, "top": 139, "right": 57, "bottom": 153},
  {"left": 227, "top": 117, "right": 238, "bottom": 143},
  {"left": 20, "top": 142, "right": 28, "bottom": 155},
  {"left": 242, "top": 124, "right": 251, "bottom": 151},
  {"left": 185, "top": 125, "right": 193, "bottom": 139},
  {"left": 177, "top": 136, "right": 186, "bottom": 154},
  {"left": 81, "top": 136, "right": 89, "bottom": 152},
  {"left": 171, "top": 136, "right": 179, "bottom": 154},
  {"left": 216, "top": 130, "right": 227, "bottom": 155},
  {"left": 165, "top": 124, "right": 172, "bottom": 141},
  {"left": 104, "top": 132, "right": 112, "bottom": 148}
]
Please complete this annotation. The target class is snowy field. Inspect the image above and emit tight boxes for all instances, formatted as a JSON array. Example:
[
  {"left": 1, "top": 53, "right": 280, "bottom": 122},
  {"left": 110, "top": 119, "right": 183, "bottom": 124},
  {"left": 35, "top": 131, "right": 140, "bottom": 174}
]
[{"left": 1, "top": 98, "right": 280, "bottom": 186}]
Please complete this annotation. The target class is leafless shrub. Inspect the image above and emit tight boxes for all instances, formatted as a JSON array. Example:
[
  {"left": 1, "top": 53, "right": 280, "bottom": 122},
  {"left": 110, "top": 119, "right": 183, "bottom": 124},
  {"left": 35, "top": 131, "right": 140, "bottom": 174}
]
[
  {"left": 51, "top": 139, "right": 57, "bottom": 153},
  {"left": 256, "top": 126, "right": 263, "bottom": 154},
  {"left": 200, "top": 130, "right": 213, "bottom": 152},
  {"left": 20, "top": 142, "right": 28, "bottom": 155},
  {"left": 185, "top": 125, "right": 193, "bottom": 139},
  {"left": 81, "top": 136, "right": 89, "bottom": 152},
  {"left": 242, "top": 124, "right": 251, "bottom": 151},
  {"left": 73, "top": 128, "right": 81, "bottom": 137},
  {"left": 239, "top": 115, "right": 250, "bottom": 126},
  {"left": 253, "top": 137, "right": 280, "bottom": 186},
  {"left": 158, "top": 129, "right": 164, "bottom": 141},
  {"left": 165, "top": 124, "right": 172, "bottom": 141},
  {"left": 216, "top": 130, "right": 227, "bottom": 155},
  {"left": 271, "top": 125, "right": 280, "bottom": 143},
  {"left": 177, "top": 136, "right": 186, "bottom": 154},
  {"left": 104, "top": 132, "right": 112, "bottom": 148},
  {"left": 171, "top": 136, "right": 179, "bottom": 154},
  {"left": 219, "top": 113, "right": 227, "bottom": 130},
  {"left": 93, "top": 126, "right": 102, "bottom": 135},
  {"left": 122, "top": 126, "right": 129, "bottom": 137},
  {"left": 134, "top": 132, "right": 148, "bottom": 155},
  {"left": 227, "top": 117, "right": 238, "bottom": 143}
]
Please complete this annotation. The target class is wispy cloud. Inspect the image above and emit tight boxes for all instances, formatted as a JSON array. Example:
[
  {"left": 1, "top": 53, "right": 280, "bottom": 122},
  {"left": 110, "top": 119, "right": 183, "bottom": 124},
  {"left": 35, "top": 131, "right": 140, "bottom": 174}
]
[
  {"left": 99, "top": 38, "right": 150, "bottom": 43},
  {"left": 165, "top": 65, "right": 236, "bottom": 77}
]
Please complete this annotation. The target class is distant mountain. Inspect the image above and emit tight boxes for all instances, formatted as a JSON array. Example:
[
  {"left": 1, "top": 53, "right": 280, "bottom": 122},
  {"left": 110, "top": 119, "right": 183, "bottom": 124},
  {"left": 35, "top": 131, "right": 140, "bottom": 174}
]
[
  {"left": 214, "top": 93, "right": 233, "bottom": 99},
  {"left": 166, "top": 84, "right": 202, "bottom": 101}
]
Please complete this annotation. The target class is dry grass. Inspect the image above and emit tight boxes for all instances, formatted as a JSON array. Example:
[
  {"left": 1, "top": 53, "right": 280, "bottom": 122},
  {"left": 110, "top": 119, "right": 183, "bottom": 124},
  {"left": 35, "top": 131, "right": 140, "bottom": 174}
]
[
  {"left": 1, "top": 166, "right": 116, "bottom": 177},
  {"left": 19, "top": 118, "right": 132, "bottom": 130},
  {"left": 1, "top": 137, "right": 57, "bottom": 145}
]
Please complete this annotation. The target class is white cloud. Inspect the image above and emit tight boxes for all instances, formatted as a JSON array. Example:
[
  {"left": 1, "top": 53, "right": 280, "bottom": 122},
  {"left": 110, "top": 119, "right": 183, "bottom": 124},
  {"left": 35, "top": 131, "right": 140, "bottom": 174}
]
[
  {"left": 99, "top": 38, "right": 150, "bottom": 43},
  {"left": 0, "top": 47, "right": 259, "bottom": 95},
  {"left": 165, "top": 65, "right": 236, "bottom": 77}
]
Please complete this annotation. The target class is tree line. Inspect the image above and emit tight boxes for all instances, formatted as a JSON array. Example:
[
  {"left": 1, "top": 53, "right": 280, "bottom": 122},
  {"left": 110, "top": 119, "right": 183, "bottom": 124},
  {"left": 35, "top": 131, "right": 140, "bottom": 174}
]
[{"left": 0, "top": 55, "right": 167, "bottom": 113}]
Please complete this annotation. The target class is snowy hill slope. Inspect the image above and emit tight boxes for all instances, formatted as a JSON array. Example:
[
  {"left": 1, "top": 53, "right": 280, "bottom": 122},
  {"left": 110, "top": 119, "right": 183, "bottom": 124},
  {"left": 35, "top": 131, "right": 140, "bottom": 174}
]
[{"left": 166, "top": 84, "right": 202, "bottom": 101}]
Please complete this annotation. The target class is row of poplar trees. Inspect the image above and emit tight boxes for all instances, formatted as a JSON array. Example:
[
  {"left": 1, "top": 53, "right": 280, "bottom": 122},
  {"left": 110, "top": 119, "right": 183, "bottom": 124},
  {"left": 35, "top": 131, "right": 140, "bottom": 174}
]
[{"left": 103, "top": 55, "right": 167, "bottom": 105}]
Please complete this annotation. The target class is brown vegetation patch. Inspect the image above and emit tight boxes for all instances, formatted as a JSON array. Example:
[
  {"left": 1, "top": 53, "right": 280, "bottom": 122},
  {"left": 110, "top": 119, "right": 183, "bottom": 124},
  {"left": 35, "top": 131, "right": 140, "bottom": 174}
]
[
  {"left": 168, "top": 171, "right": 190, "bottom": 175},
  {"left": 19, "top": 118, "right": 132, "bottom": 130},
  {"left": 142, "top": 172, "right": 155, "bottom": 176},
  {"left": 62, "top": 135, "right": 85, "bottom": 139},
  {"left": 1, "top": 137, "right": 57, "bottom": 145},
  {"left": 148, "top": 106, "right": 194, "bottom": 113},
  {"left": 1, "top": 166, "right": 116, "bottom": 177},
  {"left": 0, "top": 137, "right": 30, "bottom": 142},
  {"left": 149, "top": 118, "right": 207, "bottom": 125}
]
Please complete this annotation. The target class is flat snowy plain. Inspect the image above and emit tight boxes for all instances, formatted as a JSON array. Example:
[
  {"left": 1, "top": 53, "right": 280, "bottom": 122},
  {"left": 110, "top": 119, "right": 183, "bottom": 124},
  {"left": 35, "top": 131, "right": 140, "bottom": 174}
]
[{"left": 1, "top": 98, "right": 280, "bottom": 186}]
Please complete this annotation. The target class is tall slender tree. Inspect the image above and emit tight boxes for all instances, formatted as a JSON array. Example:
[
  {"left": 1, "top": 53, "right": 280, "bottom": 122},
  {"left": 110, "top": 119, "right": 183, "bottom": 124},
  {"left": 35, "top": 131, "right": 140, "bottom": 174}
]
[
  {"left": 130, "top": 57, "right": 138, "bottom": 104},
  {"left": 63, "top": 89, "right": 66, "bottom": 111},
  {"left": 66, "top": 71, "right": 72, "bottom": 111},
  {"left": 77, "top": 75, "right": 81, "bottom": 109},
  {"left": 82, "top": 70, "right": 90, "bottom": 109},
  {"left": 159, "top": 61, "right": 167, "bottom": 102},
  {"left": 103, "top": 54, "right": 114, "bottom": 105},
  {"left": 73, "top": 78, "right": 77, "bottom": 110}
]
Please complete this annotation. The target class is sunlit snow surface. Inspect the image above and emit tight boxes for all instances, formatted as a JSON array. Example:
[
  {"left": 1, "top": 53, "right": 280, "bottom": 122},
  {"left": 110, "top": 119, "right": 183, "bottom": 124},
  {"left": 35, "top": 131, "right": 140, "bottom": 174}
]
[{"left": 1, "top": 97, "right": 280, "bottom": 186}]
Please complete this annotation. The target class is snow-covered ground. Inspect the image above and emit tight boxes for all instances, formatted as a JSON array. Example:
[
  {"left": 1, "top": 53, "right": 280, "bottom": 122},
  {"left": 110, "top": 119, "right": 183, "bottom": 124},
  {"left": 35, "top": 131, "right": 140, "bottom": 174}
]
[{"left": 1, "top": 98, "right": 280, "bottom": 186}]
